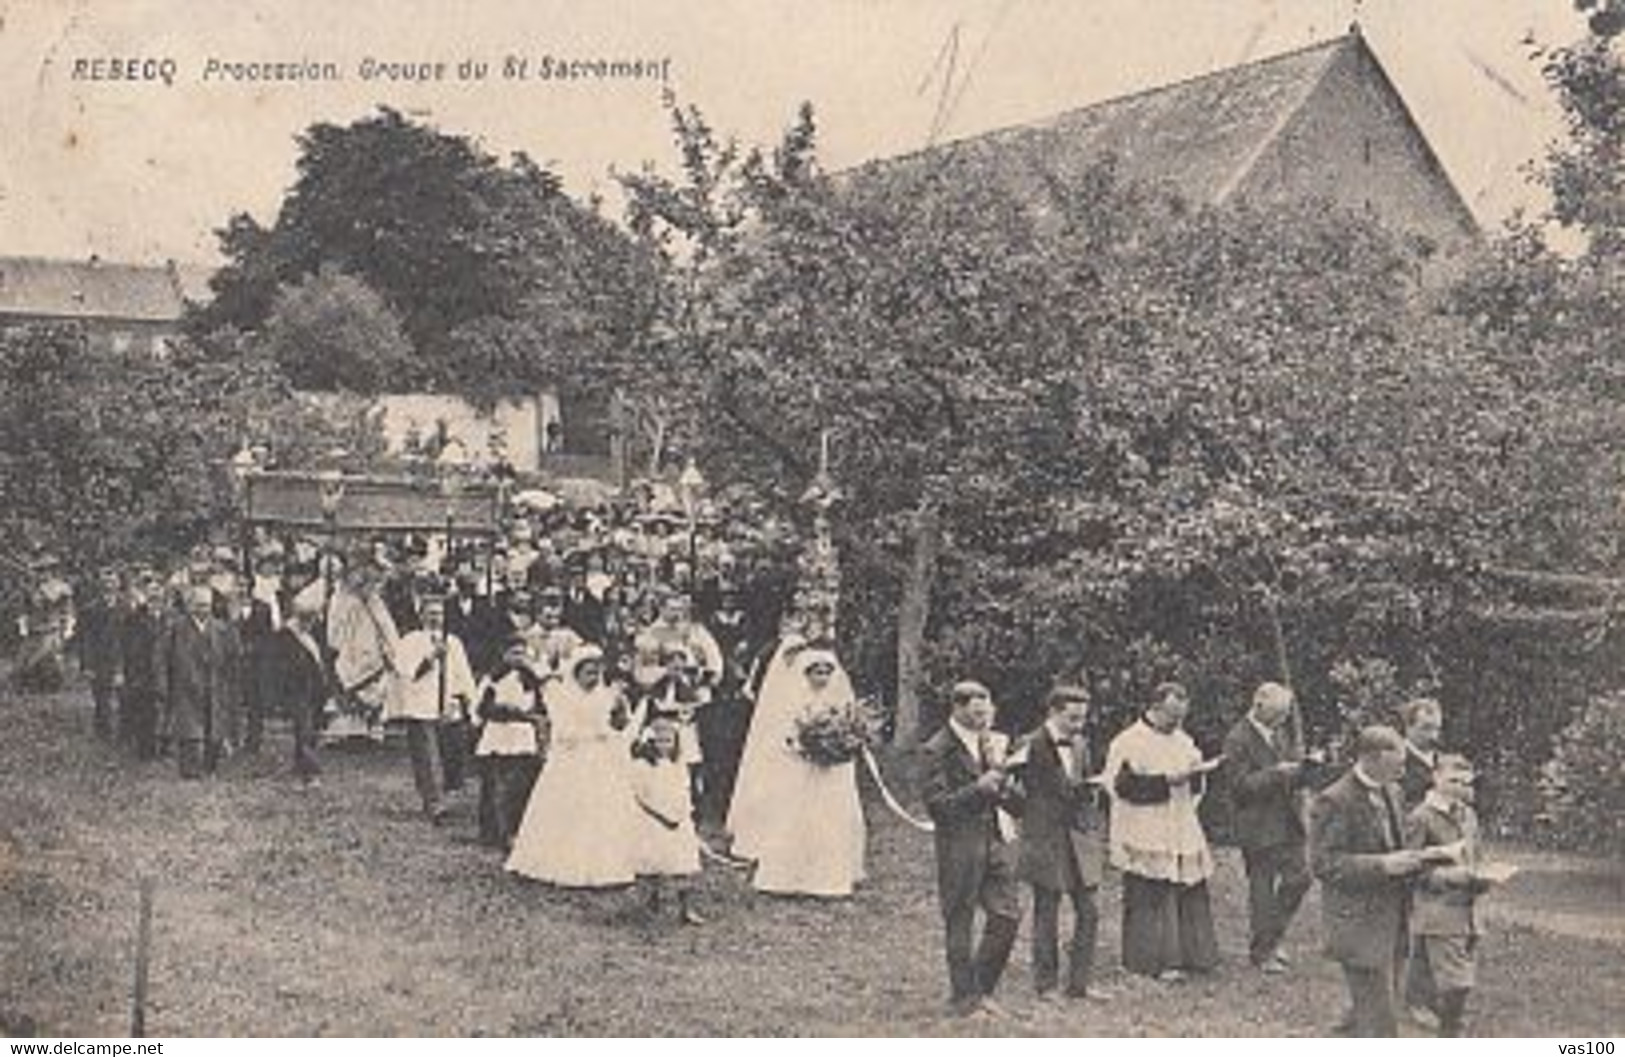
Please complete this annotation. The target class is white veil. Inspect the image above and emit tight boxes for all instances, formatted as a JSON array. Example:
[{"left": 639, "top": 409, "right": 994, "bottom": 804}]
[{"left": 726, "top": 636, "right": 854, "bottom": 858}]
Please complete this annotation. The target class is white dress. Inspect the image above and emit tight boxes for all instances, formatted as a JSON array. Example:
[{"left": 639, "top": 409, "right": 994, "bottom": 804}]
[
  {"left": 506, "top": 681, "right": 641, "bottom": 887},
  {"left": 632, "top": 758, "right": 701, "bottom": 877},
  {"left": 727, "top": 646, "right": 866, "bottom": 897}
]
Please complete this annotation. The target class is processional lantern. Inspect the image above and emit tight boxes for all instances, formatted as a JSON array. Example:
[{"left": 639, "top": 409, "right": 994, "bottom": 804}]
[{"left": 794, "top": 427, "right": 843, "bottom": 635}]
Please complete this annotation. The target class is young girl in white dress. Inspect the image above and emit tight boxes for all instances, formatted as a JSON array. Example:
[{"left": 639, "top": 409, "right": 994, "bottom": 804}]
[
  {"left": 506, "top": 645, "right": 642, "bottom": 888},
  {"left": 631, "top": 716, "right": 705, "bottom": 925}
]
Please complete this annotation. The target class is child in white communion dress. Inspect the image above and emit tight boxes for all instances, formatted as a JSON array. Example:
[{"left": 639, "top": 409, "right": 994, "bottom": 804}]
[{"left": 632, "top": 716, "right": 705, "bottom": 924}]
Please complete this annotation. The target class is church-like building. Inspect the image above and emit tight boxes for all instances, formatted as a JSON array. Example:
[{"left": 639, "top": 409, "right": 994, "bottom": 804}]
[{"left": 849, "top": 27, "right": 1480, "bottom": 270}]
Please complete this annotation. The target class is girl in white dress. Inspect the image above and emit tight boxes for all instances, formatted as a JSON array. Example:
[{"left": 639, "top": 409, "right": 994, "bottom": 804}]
[
  {"left": 631, "top": 717, "right": 705, "bottom": 924},
  {"left": 727, "top": 644, "right": 867, "bottom": 898},
  {"left": 506, "top": 645, "right": 642, "bottom": 888}
]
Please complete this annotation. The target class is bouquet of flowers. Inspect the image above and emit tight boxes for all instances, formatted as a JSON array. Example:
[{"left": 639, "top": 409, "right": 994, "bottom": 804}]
[{"left": 790, "top": 698, "right": 883, "bottom": 766}]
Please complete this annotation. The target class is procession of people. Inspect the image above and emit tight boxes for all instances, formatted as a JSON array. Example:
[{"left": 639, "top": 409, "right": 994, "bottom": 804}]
[{"left": 52, "top": 472, "right": 1505, "bottom": 1038}]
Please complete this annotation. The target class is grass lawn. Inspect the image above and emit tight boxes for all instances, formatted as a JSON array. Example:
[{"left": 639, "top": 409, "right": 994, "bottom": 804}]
[{"left": 2, "top": 684, "right": 1621, "bottom": 1037}]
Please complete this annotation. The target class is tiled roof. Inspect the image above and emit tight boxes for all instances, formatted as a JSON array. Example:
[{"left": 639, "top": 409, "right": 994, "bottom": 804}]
[
  {"left": 846, "top": 34, "right": 1350, "bottom": 206},
  {"left": 0, "top": 255, "right": 190, "bottom": 322}
]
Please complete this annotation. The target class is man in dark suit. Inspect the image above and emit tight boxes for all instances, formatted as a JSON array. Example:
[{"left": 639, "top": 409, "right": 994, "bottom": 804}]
[
  {"left": 1223, "top": 681, "right": 1315, "bottom": 973},
  {"left": 118, "top": 566, "right": 166, "bottom": 761},
  {"left": 922, "top": 681, "right": 1023, "bottom": 1019},
  {"left": 1013, "top": 685, "right": 1112, "bottom": 1004},
  {"left": 1309, "top": 724, "right": 1435, "bottom": 1037},
  {"left": 446, "top": 566, "right": 507, "bottom": 680},
  {"left": 1398, "top": 697, "right": 1444, "bottom": 809},
  {"left": 154, "top": 584, "right": 246, "bottom": 779},
  {"left": 262, "top": 591, "right": 331, "bottom": 785},
  {"left": 76, "top": 567, "right": 126, "bottom": 741},
  {"left": 235, "top": 564, "right": 283, "bottom": 756}
]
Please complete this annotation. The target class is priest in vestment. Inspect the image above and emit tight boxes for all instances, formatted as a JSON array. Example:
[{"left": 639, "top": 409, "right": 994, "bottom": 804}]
[{"left": 1104, "top": 682, "right": 1220, "bottom": 981}]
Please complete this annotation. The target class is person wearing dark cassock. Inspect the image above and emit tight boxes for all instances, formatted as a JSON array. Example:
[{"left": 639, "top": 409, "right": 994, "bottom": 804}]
[
  {"left": 1012, "top": 685, "right": 1112, "bottom": 1004},
  {"left": 473, "top": 639, "right": 547, "bottom": 848},
  {"left": 921, "top": 681, "right": 1023, "bottom": 1020},
  {"left": 118, "top": 567, "right": 165, "bottom": 761},
  {"left": 154, "top": 584, "right": 246, "bottom": 779},
  {"left": 1222, "top": 681, "right": 1316, "bottom": 973},
  {"left": 76, "top": 567, "right": 126, "bottom": 741},
  {"left": 1103, "top": 682, "right": 1220, "bottom": 982},
  {"left": 262, "top": 591, "right": 330, "bottom": 785},
  {"left": 1310, "top": 724, "right": 1438, "bottom": 1037}
]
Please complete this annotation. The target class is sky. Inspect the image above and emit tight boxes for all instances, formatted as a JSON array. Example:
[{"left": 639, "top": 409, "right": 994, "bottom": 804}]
[{"left": 0, "top": 0, "right": 1593, "bottom": 267}]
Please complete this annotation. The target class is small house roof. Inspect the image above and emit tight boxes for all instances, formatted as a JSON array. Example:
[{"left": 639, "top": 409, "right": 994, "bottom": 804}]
[{"left": 0, "top": 255, "right": 191, "bottom": 322}]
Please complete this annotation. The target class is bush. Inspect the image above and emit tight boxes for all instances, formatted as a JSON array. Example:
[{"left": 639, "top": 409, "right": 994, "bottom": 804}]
[{"left": 1539, "top": 689, "right": 1625, "bottom": 854}]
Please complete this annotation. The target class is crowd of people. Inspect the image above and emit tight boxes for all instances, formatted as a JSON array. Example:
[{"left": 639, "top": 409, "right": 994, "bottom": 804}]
[
  {"left": 61, "top": 480, "right": 1495, "bottom": 1036},
  {"left": 65, "top": 482, "right": 855, "bottom": 907}
]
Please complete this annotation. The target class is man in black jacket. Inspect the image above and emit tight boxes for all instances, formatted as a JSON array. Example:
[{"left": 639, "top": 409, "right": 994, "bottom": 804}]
[
  {"left": 77, "top": 567, "right": 126, "bottom": 741},
  {"left": 118, "top": 566, "right": 165, "bottom": 761},
  {"left": 922, "top": 681, "right": 1022, "bottom": 1019},
  {"left": 1014, "top": 685, "right": 1112, "bottom": 1003},
  {"left": 262, "top": 592, "right": 330, "bottom": 784},
  {"left": 1222, "top": 681, "right": 1315, "bottom": 973}
]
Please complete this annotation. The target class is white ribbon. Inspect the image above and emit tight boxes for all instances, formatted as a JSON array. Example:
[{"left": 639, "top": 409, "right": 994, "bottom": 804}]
[{"left": 861, "top": 746, "right": 935, "bottom": 833}]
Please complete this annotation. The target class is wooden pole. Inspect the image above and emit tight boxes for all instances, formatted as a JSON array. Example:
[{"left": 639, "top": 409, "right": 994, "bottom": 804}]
[
  {"left": 439, "top": 512, "right": 453, "bottom": 721},
  {"left": 131, "top": 876, "right": 154, "bottom": 1037}
]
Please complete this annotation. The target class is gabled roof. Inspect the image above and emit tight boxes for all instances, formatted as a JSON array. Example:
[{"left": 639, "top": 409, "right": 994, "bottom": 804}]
[
  {"left": 846, "top": 29, "right": 1475, "bottom": 233},
  {"left": 0, "top": 256, "right": 189, "bottom": 323}
]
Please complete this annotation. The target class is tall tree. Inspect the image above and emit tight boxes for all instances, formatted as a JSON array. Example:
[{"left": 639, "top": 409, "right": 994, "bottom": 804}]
[
  {"left": 254, "top": 264, "right": 415, "bottom": 392},
  {"left": 194, "top": 107, "right": 646, "bottom": 402},
  {"left": 0, "top": 324, "right": 378, "bottom": 614}
]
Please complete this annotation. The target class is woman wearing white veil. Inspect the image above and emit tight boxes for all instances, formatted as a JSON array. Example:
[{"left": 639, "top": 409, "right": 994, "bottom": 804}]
[{"left": 727, "top": 639, "right": 867, "bottom": 897}]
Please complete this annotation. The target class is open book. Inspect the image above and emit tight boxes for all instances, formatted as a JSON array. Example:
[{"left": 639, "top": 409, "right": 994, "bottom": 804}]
[
  {"left": 1085, "top": 755, "right": 1225, "bottom": 786},
  {"left": 1472, "top": 861, "right": 1521, "bottom": 885}
]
